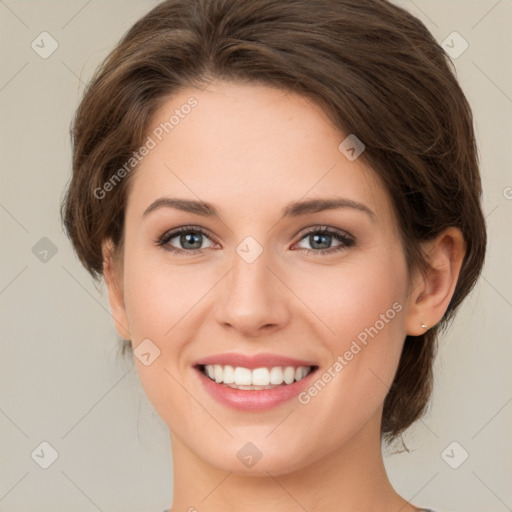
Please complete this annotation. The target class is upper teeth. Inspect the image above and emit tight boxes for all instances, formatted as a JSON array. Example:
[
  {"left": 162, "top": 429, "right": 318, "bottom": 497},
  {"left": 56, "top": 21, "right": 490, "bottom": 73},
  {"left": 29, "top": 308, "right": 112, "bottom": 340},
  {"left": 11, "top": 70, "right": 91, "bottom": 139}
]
[{"left": 203, "top": 365, "right": 312, "bottom": 386}]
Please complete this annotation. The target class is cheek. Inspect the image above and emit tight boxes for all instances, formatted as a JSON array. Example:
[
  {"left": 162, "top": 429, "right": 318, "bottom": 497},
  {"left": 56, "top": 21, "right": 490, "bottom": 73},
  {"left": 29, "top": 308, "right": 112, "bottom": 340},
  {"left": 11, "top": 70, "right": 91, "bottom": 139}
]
[
  {"left": 122, "top": 251, "right": 205, "bottom": 340},
  {"left": 294, "top": 293, "right": 407, "bottom": 446},
  {"left": 294, "top": 247, "right": 408, "bottom": 402},
  {"left": 120, "top": 254, "right": 205, "bottom": 414},
  {"left": 292, "top": 246, "right": 408, "bottom": 345}
]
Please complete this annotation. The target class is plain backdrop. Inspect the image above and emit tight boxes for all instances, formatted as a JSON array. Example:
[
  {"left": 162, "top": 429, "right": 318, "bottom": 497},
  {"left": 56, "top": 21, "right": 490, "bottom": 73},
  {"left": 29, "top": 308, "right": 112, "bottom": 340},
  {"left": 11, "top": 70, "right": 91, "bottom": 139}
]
[{"left": 0, "top": 1, "right": 511, "bottom": 511}]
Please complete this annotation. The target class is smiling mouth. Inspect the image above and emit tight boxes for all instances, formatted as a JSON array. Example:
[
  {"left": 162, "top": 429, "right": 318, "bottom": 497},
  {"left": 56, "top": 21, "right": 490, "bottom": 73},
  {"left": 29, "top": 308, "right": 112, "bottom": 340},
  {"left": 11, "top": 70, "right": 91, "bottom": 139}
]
[{"left": 195, "top": 364, "right": 319, "bottom": 390}]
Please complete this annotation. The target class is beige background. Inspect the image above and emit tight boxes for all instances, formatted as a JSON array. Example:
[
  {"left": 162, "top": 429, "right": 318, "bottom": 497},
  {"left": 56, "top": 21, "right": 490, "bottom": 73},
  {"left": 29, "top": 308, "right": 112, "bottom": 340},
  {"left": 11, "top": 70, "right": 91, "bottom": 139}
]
[{"left": 0, "top": 1, "right": 511, "bottom": 511}]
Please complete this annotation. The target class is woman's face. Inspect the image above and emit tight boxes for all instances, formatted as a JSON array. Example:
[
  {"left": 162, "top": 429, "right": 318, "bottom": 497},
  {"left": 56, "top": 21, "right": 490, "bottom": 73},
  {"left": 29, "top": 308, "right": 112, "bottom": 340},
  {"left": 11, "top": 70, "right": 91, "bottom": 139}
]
[{"left": 105, "top": 80, "right": 421, "bottom": 475}]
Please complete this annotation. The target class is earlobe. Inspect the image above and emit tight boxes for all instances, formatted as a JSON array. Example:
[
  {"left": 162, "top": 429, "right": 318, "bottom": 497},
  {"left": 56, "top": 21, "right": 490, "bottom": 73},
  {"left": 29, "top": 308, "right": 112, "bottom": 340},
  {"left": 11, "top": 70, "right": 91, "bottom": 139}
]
[
  {"left": 101, "top": 239, "right": 131, "bottom": 340},
  {"left": 404, "top": 227, "right": 466, "bottom": 336}
]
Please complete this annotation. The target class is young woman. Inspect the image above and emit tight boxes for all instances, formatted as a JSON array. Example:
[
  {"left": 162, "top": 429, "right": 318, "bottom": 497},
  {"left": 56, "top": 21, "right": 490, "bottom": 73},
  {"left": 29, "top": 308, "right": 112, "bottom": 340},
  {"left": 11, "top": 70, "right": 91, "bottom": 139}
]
[{"left": 60, "top": 0, "right": 487, "bottom": 510}]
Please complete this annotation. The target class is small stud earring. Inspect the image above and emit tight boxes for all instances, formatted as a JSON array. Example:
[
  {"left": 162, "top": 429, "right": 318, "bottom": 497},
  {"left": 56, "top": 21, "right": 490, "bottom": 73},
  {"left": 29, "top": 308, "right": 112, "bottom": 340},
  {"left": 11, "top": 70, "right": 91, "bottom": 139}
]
[{"left": 421, "top": 323, "right": 428, "bottom": 329}]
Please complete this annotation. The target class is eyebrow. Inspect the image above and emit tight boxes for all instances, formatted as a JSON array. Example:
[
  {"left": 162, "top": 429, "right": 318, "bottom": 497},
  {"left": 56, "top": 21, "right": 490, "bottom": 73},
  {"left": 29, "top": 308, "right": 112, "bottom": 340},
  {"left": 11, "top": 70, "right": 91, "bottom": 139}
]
[{"left": 142, "top": 197, "right": 376, "bottom": 222}]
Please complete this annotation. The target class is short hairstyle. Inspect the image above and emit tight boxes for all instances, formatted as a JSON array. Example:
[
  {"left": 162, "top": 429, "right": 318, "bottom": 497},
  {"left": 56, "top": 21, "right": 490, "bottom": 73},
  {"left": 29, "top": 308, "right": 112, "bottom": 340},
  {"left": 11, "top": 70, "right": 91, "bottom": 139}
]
[{"left": 60, "top": 0, "right": 487, "bottom": 443}]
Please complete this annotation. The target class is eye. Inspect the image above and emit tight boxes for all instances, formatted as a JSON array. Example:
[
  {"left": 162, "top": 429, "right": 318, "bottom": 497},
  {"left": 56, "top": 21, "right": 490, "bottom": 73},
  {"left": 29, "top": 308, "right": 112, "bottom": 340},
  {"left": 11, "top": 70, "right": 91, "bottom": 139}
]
[
  {"left": 156, "top": 226, "right": 216, "bottom": 254},
  {"left": 293, "top": 226, "right": 355, "bottom": 255},
  {"left": 156, "top": 225, "right": 355, "bottom": 256}
]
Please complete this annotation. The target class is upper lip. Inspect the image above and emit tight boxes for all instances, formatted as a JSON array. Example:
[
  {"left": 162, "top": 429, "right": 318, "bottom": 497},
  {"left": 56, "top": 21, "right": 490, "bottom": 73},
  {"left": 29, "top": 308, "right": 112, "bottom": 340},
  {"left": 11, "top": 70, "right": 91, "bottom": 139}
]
[{"left": 193, "top": 352, "right": 318, "bottom": 370}]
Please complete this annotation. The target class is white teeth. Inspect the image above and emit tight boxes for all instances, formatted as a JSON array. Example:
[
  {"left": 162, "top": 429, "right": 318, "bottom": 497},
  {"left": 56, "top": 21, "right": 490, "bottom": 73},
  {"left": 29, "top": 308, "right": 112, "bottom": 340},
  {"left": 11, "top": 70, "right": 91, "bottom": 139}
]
[
  {"left": 283, "top": 366, "right": 295, "bottom": 384},
  {"left": 269, "top": 366, "right": 284, "bottom": 385},
  {"left": 222, "top": 365, "right": 235, "bottom": 384},
  {"left": 214, "top": 364, "right": 223, "bottom": 383},
  {"left": 234, "top": 366, "right": 252, "bottom": 385},
  {"left": 252, "top": 367, "right": 270, "bottom": 386},
  {"left": 201, "top": 364, "right": 314, "bottom": 387}
]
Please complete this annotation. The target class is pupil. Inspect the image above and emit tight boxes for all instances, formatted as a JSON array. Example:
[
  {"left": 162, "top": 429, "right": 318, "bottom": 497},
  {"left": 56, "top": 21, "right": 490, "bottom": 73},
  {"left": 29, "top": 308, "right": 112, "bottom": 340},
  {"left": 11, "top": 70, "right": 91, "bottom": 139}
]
[
  {"left": 312, "top": 234, "right": 330, "bottom": 249},
  {"left": 182, "top": 232, "right": 202, "bottom": 249}
]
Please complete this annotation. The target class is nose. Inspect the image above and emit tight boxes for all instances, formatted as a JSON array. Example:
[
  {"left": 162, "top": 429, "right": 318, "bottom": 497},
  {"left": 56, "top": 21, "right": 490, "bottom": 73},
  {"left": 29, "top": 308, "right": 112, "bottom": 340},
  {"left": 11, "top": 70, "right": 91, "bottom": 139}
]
[{"left": 215, "top": 247, "right": 290, "bottom": 339}]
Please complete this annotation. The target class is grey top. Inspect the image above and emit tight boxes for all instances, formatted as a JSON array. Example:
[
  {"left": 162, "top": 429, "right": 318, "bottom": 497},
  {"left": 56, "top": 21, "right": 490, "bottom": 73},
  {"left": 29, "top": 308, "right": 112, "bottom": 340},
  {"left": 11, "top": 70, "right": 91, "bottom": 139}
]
[{"left": 161, "top": 508, "right": 438, "bottom": 511}]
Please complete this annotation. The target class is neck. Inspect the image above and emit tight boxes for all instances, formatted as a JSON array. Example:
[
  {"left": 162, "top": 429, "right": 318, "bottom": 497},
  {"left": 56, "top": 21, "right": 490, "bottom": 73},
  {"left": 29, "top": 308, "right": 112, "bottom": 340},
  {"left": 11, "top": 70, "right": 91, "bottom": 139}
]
[{"left": 168, "top": 410, "right": 420, "bottom": 512}]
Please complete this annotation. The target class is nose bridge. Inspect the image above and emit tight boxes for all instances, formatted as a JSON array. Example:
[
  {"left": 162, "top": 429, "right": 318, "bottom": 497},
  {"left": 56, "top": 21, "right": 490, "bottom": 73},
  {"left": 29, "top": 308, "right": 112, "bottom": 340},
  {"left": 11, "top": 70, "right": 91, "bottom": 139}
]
[{"left": 215, "top": 237, "right": 289, "bottom": 336}]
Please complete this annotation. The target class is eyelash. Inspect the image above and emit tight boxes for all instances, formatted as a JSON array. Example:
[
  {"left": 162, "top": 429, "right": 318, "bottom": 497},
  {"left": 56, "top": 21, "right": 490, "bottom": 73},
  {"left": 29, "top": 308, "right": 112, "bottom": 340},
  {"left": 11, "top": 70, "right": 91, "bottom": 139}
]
[{"left": 156, "top": 225, "right": 355, "bottom": 256}]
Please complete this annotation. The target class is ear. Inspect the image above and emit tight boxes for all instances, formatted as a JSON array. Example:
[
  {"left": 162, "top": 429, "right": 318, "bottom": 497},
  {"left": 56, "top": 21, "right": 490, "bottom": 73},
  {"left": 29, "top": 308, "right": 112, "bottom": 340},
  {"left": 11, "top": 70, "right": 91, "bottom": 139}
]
[
  {"left": 404, "top": 227, "right": 466, "bottom": 336},
  {"left": 102, "top": 238, "right": 131, "bottom": 340}
]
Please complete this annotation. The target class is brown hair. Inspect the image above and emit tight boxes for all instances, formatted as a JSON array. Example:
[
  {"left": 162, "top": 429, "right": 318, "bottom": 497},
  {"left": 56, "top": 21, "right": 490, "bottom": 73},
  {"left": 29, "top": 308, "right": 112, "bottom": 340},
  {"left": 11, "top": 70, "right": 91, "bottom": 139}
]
[{"left": 60, "top": 0, "right": 487, "bottom": 443}]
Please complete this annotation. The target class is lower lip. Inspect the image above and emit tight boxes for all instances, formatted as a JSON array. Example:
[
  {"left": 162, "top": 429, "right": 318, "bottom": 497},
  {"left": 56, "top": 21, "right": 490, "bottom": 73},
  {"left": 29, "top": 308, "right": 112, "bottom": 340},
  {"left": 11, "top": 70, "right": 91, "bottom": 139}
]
[{"left": 194, "top": 366, "right": 318, "bottom": 411}]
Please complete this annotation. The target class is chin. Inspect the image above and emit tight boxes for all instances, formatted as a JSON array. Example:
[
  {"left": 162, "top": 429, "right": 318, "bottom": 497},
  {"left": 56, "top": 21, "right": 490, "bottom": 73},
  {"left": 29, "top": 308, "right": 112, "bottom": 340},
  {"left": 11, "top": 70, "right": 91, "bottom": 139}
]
[{"left": 195, "top": 440, "right": 318, "bottom": 477}]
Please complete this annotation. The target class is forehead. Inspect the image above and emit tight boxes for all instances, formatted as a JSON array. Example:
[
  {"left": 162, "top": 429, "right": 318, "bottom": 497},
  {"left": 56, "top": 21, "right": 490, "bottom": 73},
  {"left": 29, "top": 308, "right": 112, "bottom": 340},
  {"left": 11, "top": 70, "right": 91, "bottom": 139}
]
[{"left": 126, "top": 80, "right": 393, "bottom": 226}]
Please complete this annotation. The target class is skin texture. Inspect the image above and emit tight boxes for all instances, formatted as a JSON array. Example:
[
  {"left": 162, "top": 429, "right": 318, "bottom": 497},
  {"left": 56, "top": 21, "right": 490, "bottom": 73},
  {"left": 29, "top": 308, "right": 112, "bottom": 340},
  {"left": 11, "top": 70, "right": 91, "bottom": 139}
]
[{"left": 102, "top": 80, "right": 466, "bottom": 511}]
